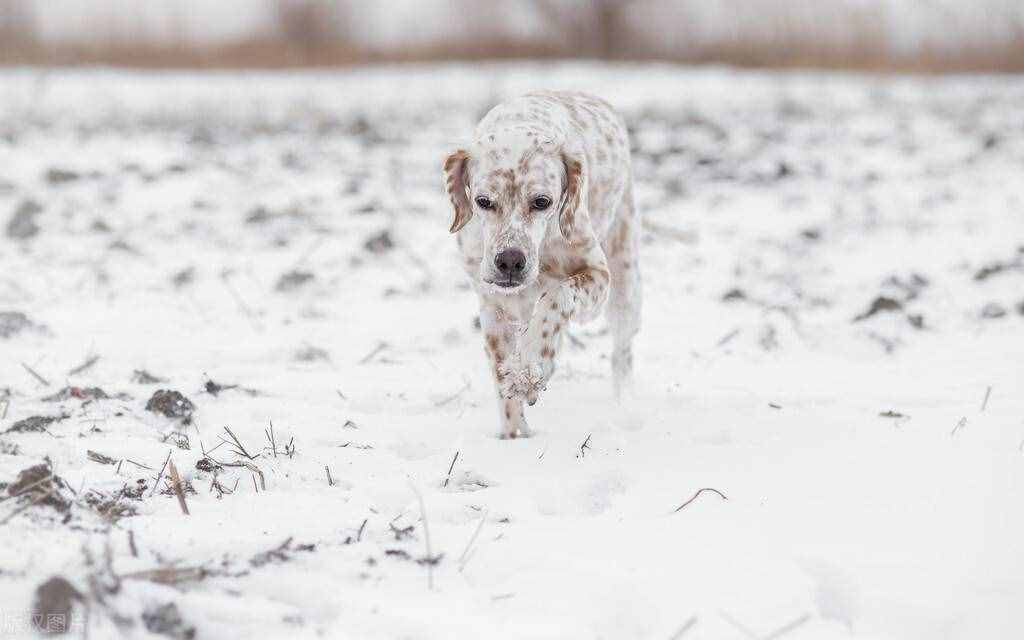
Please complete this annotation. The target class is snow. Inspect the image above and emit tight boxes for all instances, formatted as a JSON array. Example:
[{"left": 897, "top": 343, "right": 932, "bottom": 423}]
[{"left": 1, "top": 63, "right": 1023, "bottom": 639}]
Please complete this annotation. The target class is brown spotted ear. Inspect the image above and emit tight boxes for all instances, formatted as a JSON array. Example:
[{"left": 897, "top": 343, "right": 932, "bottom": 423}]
[
  {"left": 443, "top": 149, "right": 472, "bottom": 233},
  {"left": 559, "top": 150, "right": 586, "bottom": 242}
]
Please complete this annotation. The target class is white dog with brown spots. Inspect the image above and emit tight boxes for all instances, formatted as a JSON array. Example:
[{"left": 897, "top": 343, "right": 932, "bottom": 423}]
[{"left": 444, "top": 91, "right": 641, "bottom": 438}]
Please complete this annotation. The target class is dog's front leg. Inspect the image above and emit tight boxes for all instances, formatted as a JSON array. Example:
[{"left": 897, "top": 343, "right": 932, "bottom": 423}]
[
  {"left": 479, "top": 301, "right": 531, "bottom": 439},
  {"left": 505, "top": 243, "right": 611, "bottom": 406}
]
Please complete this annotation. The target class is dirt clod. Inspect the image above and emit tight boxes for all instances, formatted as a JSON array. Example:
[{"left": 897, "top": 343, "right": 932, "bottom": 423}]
[
  {"left": 6, "top": 199, "right": 43, "bottom": 239},
  {"left": 32, "top": 576, "right": 81, "bottom": 634},
  {"left": 45, "top": 168, "right": 81, "bottom": 184},
  {"left": 363, "top": 229, "right": 395, "bottom": 254},
  {"left": 7, "top": 462, "right": 71, "bottom": 512},
  {"left": 142, "top": 602, "right": 196, "bottom": 640},
  {"left": 853, "top": 296, "right": 903, "bottom": 321},
  {"left": 145, "top": 390, "right": 195, "bottom": 419},
  {"left": 275, "top": 270, "right": 315, "bottom": 292}
]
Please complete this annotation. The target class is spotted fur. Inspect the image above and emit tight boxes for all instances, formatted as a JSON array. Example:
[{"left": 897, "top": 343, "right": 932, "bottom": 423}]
[{"left": 443, "top": 91, "right": 642, "bottom": 438}]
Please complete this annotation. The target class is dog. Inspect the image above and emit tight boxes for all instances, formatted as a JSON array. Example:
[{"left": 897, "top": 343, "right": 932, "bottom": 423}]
[{"left": 443, "top": 91, "right": 641, "bottom": 438}]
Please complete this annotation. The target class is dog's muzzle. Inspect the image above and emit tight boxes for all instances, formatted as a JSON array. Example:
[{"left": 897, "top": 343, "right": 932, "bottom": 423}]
[{"left": 492, "top": 248, "right": 527, "bottom": 288}]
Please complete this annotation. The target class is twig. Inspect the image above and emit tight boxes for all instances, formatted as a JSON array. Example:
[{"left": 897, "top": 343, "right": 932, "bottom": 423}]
[
  {"left": 68, "top": 354, "right": 100, "bottom": 376},
  {"left": 21, "top": 362, "right": 50, "bottom": 386},
  {"left": 764, "top": 614, "right": 811, "bottom": 640},
  {"left": 408, "top": 481, "right": 435, "bottom": 590},
  {"left": 434, "top": 381, "right": 470, "bottom": 407},
  {"left": 356, "top": 518, "right": 367, "bottom": 542},
  {"left": 442, "top": 451, "right": 460, "bottom": 488},
  {"left": 149, "top": 450, "right": 172, "bottom": 497},
  {"left": 1, "top": 486, "right": 56, "bottom": 525},
  {"left": 579, "top": 434, "right": 592, "bottom": 458},
  {"left": 718, "top": 611, "right": 758, "bottom": 639},
  {"left": 0, "top": 399, "right": 7, "bottom": 420},
  {"left": 716, "top": 328, "right": 740, "bottom": 348},
  {"left": 358, "top": 341, "right": 388, "bottom": 365},
  {"left": 121, "top": 566, "right": 208, "bottom": 585},
  {"left": 167, "top": 460, "right": 189, "bottom": 515},
  {"left": 673, "top": 487, "right": 728, "bottom": 512},
  {"left": 221, "top": 426, "right": 257, "bottom": 460},
  {"left": 240, "top": 461, "right": 266, "bottom": 491},
  {"left": 325, "top": 465, "right": 334, "bottom": 486},
  {"left": 951, "top": 417, "right": 967, "bottom": 437},
  {"left": 123, "top": 458, "right": 153, "bottom": 471},
  {"left": 669, "top": 616, "right": 698, "bottom": 639},
  {"left": 265, "top": 421, "right": 278, "bottom": 458},
  {"left": 458, "top": 510, "right": 488, "bottom": 572},
  {"left": 981, "top": 386, "right": 992, "bottom": 412},
  {"left": 127, "top": 530, "right": 138, "bottom": 557},
  {"left": 87, "top": 450, "right": 118, "bottom": 465}
]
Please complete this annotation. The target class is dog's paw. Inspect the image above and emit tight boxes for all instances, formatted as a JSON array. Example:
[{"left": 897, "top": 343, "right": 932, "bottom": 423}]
[{"left": 499, "top": 361, "right": 547, "bottom": 405}]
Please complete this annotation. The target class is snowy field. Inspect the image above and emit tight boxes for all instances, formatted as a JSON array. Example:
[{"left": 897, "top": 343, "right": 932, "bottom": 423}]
[{"left": 1, "top": 64, "right": 1023, "bottom": 639}]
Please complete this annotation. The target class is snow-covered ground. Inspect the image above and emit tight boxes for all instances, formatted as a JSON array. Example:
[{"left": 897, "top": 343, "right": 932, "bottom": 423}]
[{"left": 1, "top": 64, "right": 1023, "bottom": 639}]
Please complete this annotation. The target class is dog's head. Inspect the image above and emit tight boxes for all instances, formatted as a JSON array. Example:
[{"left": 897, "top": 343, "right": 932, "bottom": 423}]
[{"left": 443, "top": 132, "right": 585, "bottom": 293}]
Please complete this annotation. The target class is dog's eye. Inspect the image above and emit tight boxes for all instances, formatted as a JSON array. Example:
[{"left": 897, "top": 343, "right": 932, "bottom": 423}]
[
  {"left": 531, "top": 196, "right": 552, "bottom": 211},
  {"left": 475, "top": 196, "right": 495, "bottom": 210}
]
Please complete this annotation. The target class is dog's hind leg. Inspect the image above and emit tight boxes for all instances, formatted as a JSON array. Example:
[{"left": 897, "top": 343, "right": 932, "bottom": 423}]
[{"left": 603, "top": 187, "right": 642, "bottom": 399}]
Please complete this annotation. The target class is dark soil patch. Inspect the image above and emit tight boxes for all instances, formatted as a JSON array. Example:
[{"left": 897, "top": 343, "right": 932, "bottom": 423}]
[
  {"left": 6, "top": 199, "right": 43, "bottom": 239},
  {"left": 0, "top": 311, "right": 47, "bottom": 339},
  {"left": 5, "top": 414, "right": 68, "bottom": 434},
  {"left": 853, "top": 296, "right": 903, "bottom": 321},
  {"left": 45, "top": 168, "right": 82, "bottom": 184},
  {"left": 7, "top": 461, "right": 72, "bottom": 512}
]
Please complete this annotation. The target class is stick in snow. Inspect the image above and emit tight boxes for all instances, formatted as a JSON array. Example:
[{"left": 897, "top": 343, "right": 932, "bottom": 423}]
[
  {"left": 408, "top": 481, "right": 435, "bottom": 590},
  {"left": 668, "top": 616, "right": 698, "bottom": 639},
  {"left": 68, "top": 355, "right": 100, "bottom": 376},
  {"left": 673, "top": 487, "right": 728, "bottom": 512},
  {"left": 442, "top": 451, "right": 459, "bottom": 488},
  {"left": 21, "top": 362, "right": 50, "bottom": 386},
  {"left": 981, "top": 385, "right": 992, "bottom": 412},
  {"left": 167, "top": 460, "right": 190, "bottom": 515},
  {"left": 149, "top": 450, "right": 172, "bottom": 497}
]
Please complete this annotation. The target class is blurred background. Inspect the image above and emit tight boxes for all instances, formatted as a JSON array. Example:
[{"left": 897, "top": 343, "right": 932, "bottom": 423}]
[{"left": 2, "top": 0, "right": 1024, "bottom": 72}]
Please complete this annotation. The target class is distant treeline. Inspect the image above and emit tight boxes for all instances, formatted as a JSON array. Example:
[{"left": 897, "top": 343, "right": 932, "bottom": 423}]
[{"left": 2, "top": 0, "right": 1024, "bottom": 72}]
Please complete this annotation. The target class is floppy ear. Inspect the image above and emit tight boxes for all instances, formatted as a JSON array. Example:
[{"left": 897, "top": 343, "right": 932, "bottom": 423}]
[
  {"left": 559, "top": 150, "right": 586, "bottom": 242},
  {"left": 443, "top": 149, "right": 472, "bottom": 234}
]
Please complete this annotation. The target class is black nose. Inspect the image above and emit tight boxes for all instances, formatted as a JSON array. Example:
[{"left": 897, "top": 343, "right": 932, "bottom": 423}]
[{"left": 495, "top": 248, "right": 526, "bottom": 276}]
